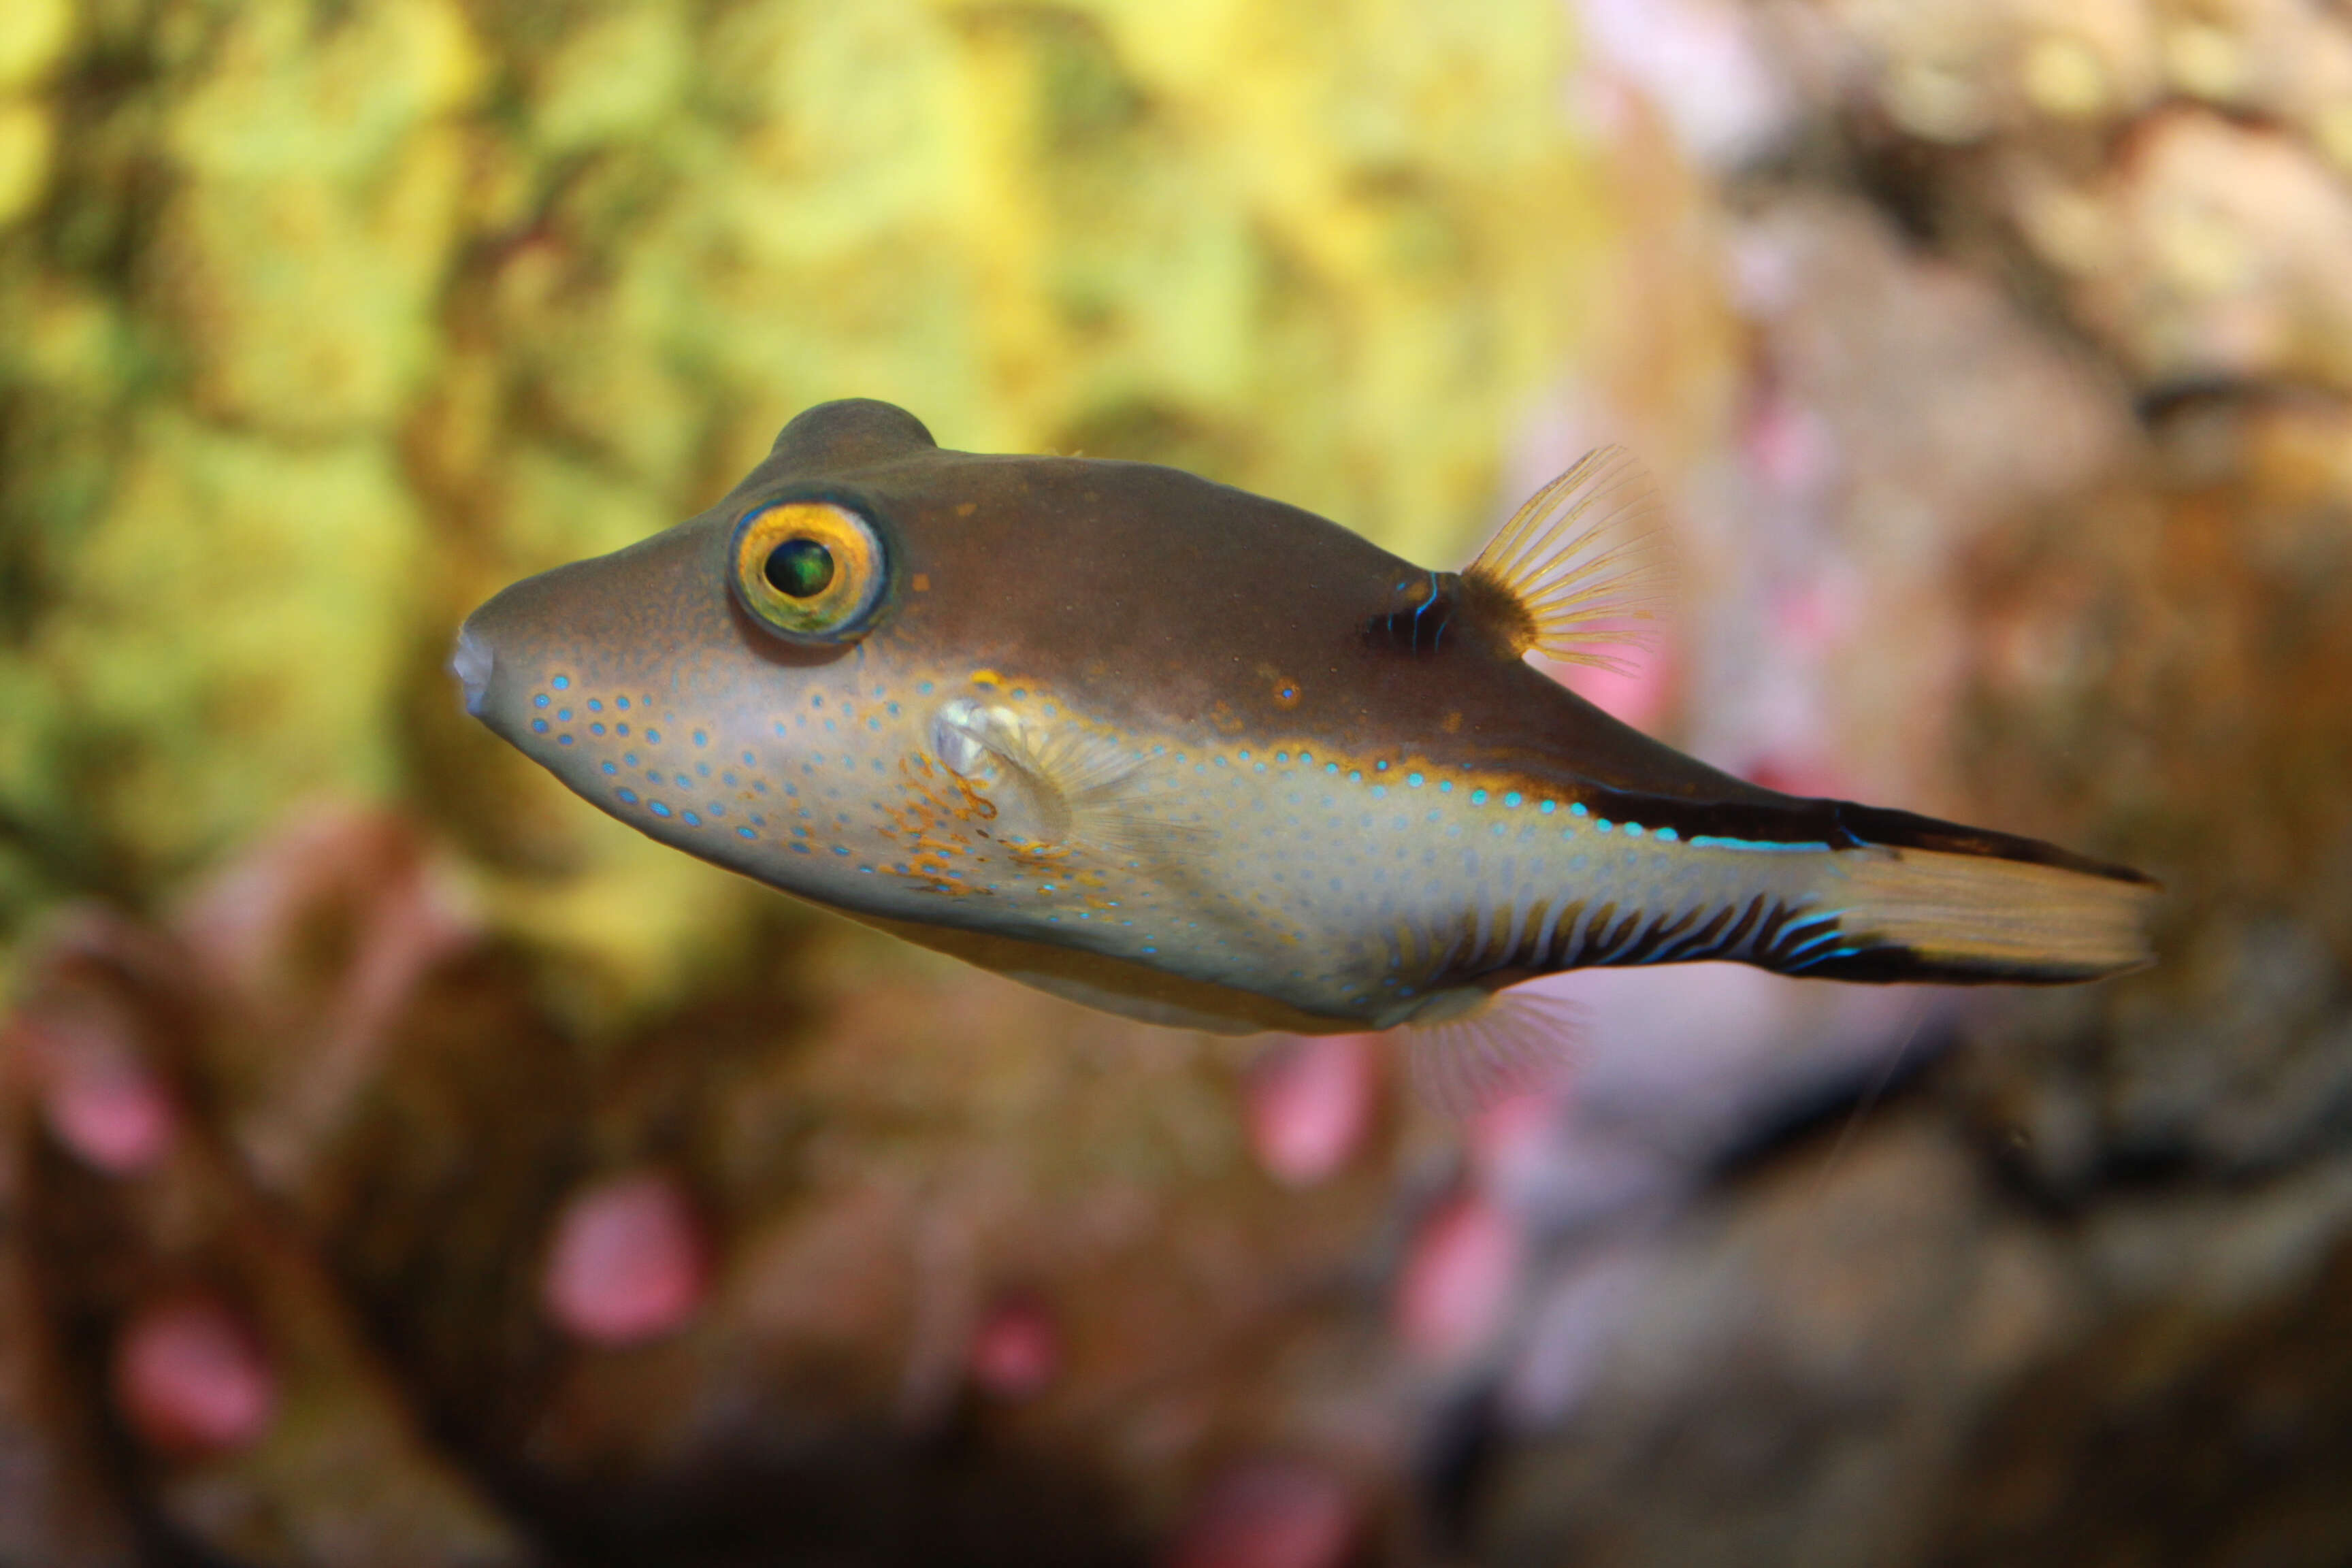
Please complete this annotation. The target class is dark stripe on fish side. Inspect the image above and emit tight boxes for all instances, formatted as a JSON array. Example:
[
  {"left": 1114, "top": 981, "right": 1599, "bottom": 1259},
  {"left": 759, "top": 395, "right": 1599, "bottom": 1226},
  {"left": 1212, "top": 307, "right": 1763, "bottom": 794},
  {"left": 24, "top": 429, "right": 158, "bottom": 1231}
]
[
  {"left": 1772, "top": 945, "right": 2129, "bottom": 985},
  {"left": 1428, "top": 886, "right": 1828, "bottom": 992},
  {"left": 1825, "top": 802, "right": 2155, "bottom": 886},
  {"left": 1443, "top": 762, "right": 2152, "bottom": 889}
]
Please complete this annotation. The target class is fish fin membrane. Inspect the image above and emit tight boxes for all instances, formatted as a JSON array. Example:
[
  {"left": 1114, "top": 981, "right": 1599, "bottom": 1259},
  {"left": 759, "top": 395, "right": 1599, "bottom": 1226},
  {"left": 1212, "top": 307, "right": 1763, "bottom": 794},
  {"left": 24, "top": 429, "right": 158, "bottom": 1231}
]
[
  {"left": 1400, "top": 984, "right": 1580, "bottom": 1115},
  {"left": 1462, "top": 445, "right": 1669, "bottom": 673},
  {"left": 933, "top": 700, "right": 1204, "bottom": 866},
  {"left": 1810, "top": 845, "right": 2159, "bottom": 984}
]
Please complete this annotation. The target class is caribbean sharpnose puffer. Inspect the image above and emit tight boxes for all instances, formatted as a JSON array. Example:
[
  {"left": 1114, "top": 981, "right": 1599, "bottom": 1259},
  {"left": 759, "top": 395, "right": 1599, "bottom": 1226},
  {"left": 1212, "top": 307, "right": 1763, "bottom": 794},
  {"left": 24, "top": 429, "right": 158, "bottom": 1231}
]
[{"left": 453, "top": 399, "right": 2157, "bottom": 1059}]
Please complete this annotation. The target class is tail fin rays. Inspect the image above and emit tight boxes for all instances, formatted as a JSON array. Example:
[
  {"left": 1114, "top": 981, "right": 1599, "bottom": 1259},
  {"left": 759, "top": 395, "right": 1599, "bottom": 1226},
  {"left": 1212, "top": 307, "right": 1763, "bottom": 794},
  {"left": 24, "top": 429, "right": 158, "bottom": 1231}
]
[{"left": 1818, "top": 845, "right": 2157, "bottom": 984}]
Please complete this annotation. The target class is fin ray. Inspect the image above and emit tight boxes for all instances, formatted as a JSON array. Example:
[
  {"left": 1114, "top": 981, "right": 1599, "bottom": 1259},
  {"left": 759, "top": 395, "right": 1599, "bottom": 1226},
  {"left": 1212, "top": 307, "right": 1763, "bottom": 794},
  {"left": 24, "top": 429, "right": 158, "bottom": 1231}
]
[
  {"left": 1401, "top": 984, "right": 1580, "bottom": 1114},
  {"left": 931, "top": 698, "right": 1202, "bottom": 865},
  {"left": 1817, "top": 845, "right": 2158, "bottom": 983},
  {"left": 1463, "top": 445, "right": 1668, "bottom": 672}
]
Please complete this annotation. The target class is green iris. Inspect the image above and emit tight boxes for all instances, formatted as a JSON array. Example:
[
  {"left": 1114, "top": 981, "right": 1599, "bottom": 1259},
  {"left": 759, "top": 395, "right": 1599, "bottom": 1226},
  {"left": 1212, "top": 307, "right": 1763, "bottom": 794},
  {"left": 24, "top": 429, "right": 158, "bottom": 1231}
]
[{"left": 764, "top": 538, "right": 835, "bottom": 598}]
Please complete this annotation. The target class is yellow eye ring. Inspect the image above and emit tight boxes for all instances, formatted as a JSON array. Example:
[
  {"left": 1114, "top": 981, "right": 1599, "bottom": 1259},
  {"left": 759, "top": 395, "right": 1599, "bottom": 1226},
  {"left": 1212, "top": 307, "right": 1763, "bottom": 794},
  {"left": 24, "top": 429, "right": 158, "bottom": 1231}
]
[{"left": 729, "top": 499, "right": 891, "bottom": 642}]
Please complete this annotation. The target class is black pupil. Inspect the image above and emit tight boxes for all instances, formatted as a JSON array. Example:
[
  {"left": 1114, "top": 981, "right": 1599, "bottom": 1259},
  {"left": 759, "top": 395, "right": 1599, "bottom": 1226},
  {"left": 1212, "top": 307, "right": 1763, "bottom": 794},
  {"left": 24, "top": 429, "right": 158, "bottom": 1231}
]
[{"left": 765, "top": 538, "right": 835, "bottom": 598}]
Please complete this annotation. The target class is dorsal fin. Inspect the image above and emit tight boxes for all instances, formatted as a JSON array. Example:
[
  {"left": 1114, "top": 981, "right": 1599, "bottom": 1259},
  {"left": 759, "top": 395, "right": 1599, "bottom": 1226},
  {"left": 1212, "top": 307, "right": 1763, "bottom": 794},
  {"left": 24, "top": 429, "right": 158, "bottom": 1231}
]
[{"left": 1460, "top": 445, "right": 1667, "bottom": 673}]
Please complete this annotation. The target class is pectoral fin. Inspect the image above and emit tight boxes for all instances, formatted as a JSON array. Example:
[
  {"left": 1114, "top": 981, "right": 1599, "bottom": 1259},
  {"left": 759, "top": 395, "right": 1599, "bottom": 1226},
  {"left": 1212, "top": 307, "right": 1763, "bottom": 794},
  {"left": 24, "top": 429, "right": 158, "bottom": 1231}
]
[{"left": 929, "top": 698, "right": 1200, "bottom": 866}]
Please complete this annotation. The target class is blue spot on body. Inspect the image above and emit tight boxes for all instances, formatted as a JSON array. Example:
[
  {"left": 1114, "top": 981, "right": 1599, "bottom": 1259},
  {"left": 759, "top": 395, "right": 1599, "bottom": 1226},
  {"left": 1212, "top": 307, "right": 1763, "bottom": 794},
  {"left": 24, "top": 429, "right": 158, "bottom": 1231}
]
[
  {"left": 1656, "top": 827, "right": 1679, "bottom": 843},
  {"left": 1627, "top": 823, "right": 1644, "bottom": 838},
  {"left": 616, "top": 724, "right": 630, "bottom": 737},
  {"left": 533, "top": 693, "right": 549, "bottom": 708},
  {"left": 602, "top": 762, "right": 617, "bottom": 774},
  {"left": 1504, "top": 792, "right": 1522, "bottom": 808},
  {"left": 1471, "top": 789, "right": 1488, "bottom": 805},
  {"left": 738, "top": 826, "right": 757, "bottom": 839},
  {"left": 589, "top": 699, "right": 603, "bottom": 712},
  {"left": 683, "top": 811, "right": 702, "bottom": 826},
  {"left": 557, "top": 734, "right": 574, "bottom": 745},
  {"left": 646, "top": 729, "right": 662, "bottom": 743},
  {"left": 557, "top": 708, "right": 571, "bottom": 721},
  {"left": 531, "top": 719, "right": 547, "bottom": 734},
  {"left": 693, "top": 731, "right": 707, "bottom": 746},
  {"left": 617, "top": 788, "right": 638, "bottom": 804},
  {"left": 649, "top": 801, "right": 671, "bottom": 817},
  {"left": 1571, "top": 802, "right": 1589, "bottom": 817},
  {"left": 617, "top": 697, "right": 630, "bottom": 710},
  {"left": 552, "top": 676, "right": 570, "bottom": 690},
  {"left": 832, "top": 845, "right": 850, "bottom": 855},
  {"left": 1540, "top": 800, "right": 1556, "bottom": 814},
  {"left": 591, "top": 723, "right": 606, "bottom": 736},
  {"left": 1686, "top": 834, "right": 1830, "bottom": 853},
  {"left": 1597, "top": 819, "right": 1614, "bottom": 832},
  {"left": 1407, "top": 772, "right": 1424, "bottom": 787}
]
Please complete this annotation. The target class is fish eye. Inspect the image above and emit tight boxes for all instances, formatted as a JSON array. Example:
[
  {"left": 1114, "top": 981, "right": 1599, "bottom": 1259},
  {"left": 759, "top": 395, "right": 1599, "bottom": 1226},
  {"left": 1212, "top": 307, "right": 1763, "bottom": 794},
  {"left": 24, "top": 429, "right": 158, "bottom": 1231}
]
[
  {"left": 765, "top": 538, "right": 834, "bottom": 598},
  {"left": 729, "top": 500, "right": 889, "bottom": 642}
]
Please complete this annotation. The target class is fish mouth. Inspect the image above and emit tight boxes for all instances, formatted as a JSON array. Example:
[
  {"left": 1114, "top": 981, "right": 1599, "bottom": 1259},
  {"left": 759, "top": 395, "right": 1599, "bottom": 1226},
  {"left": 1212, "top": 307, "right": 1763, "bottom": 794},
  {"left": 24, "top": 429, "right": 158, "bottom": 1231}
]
[{"left": 450, "top": 623, "right": 496, "bottom": 718}]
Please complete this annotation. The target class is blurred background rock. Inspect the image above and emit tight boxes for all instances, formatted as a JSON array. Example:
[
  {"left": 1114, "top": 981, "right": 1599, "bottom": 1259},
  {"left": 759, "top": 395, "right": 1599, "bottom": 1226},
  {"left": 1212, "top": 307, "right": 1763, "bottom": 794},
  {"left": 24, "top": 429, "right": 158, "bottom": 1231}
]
[{"left": 0, "top": 0, "right": 2347, "bottom": 1565}]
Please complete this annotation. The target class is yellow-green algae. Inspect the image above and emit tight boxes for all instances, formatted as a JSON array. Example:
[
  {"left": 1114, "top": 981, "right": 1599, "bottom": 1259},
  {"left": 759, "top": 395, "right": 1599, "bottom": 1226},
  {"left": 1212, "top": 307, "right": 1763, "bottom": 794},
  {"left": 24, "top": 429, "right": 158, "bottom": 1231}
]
[{"left": 0, "top": 0, "right": 1607, "bottom": 1013}]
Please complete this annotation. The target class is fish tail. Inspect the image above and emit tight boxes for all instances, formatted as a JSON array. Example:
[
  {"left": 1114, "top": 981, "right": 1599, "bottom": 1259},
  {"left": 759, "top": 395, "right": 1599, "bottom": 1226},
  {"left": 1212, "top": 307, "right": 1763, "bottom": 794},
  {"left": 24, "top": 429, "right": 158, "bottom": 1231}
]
[{"left": 1786, "top": 808, "right": 2158, "bottom": 984}]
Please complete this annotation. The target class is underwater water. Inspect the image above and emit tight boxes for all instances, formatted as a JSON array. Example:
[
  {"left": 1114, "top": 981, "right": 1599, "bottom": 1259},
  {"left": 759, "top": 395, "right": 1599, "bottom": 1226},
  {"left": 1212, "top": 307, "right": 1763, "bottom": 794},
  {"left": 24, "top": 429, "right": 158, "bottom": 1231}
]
[{"left": 3, "top": 1, "right": 2351, "bottom": 1564}]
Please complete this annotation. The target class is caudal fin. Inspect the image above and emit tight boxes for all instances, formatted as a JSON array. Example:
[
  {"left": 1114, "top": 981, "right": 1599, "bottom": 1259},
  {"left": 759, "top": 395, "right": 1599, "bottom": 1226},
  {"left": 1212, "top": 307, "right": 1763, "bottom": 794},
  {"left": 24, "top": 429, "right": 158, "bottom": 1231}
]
[{"left": 1802, "top": 836, "right": 2158, "bottom": 985}]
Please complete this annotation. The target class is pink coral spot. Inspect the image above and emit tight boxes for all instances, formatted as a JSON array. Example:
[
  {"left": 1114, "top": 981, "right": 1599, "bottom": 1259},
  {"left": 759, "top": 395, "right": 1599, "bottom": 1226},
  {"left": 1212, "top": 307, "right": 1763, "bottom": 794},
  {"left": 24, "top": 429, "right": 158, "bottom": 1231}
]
[
  {"left": 1244, "top": 1034, "right": 1378, "bottom": 1188},
  {"left": 43, "top": 1060, "right": 176, "bottom": 1175},
  {"left": 1396, "top": 1193, "right": 1522, "bottom": 1364},
  {"left": 1165, "top": 1460, "right": 1357, "bottom": 1568},
  {"left": 113, "top": 1298, "right": 276, "bottom": 1456},
  {"left": 968, "top": 1294, "right": 1060, "bottom": 1399},
  {"left": 541, "top": 1171, "right": 709, "bottom": 1347}
]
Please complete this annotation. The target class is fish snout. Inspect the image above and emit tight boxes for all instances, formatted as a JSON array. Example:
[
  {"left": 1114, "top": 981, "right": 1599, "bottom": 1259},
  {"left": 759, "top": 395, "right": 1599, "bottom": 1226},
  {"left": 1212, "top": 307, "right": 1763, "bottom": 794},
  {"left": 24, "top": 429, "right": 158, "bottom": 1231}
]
[{"left": 451, "top": 621, "right": 497, "bottom": 719}]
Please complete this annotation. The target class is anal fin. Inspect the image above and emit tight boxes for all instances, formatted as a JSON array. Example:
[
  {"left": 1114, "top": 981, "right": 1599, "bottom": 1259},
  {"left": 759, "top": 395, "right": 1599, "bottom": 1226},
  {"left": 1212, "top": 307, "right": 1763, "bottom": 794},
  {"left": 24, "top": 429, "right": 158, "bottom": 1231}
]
[{"left": 1398, "top": 982, "right": 1581, "bottom": 1114}]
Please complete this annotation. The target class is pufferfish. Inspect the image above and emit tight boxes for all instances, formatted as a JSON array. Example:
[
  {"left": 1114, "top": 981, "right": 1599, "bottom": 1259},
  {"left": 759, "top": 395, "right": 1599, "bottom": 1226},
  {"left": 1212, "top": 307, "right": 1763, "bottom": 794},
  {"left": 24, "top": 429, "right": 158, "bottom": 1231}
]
[{"left": 453, "top": 399, "right": 2155, "bottom": 1083}]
